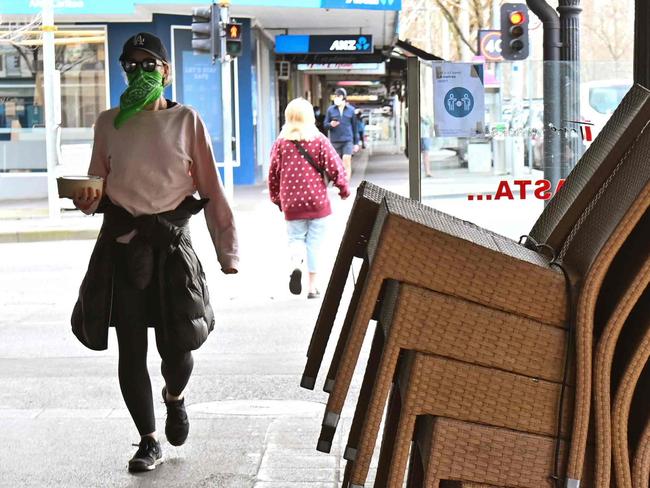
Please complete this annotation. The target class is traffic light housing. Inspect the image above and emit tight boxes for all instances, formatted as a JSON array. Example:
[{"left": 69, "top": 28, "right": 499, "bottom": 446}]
[
  {"left": 225, "top": 22, "right": 243, "bottom": 58},
  {"left": 500, "top": 3, "right": 529, "bottom": 60},
  {"left": 191, "top": 5, "right": 219, "bottom": 60}
]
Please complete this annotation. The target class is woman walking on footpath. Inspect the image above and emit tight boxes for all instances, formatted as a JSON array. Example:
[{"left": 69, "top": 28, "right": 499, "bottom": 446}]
[
  {"left": 70, "top": 32, "right": 238, "bottom": 473},
  {"left": 269, "top": 98, "right": 350, "bottom": 298}
]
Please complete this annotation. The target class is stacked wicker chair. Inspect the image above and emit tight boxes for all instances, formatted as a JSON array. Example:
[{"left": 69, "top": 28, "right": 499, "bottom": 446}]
[{"left": 302, "top": 84, "right": 650, "bottom": 487}]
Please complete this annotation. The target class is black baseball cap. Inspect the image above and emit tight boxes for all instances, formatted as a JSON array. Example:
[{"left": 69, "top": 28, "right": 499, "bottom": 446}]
[
  {"left": 334, "top": 88, "right": 347, "bottom": 98},
  {"left": 120, "top": 32, "right": 169, "bottom": 63}
]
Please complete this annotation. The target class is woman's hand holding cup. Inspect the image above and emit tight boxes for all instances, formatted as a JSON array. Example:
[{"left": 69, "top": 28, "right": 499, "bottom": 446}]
[{"left": 73, "top": 186, "right": 102, "bottom": 211}]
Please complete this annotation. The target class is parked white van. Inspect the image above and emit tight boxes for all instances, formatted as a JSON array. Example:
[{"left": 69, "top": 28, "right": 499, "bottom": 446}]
[{"left": 580, "top": 79, "right": 633, "bottom": 144}]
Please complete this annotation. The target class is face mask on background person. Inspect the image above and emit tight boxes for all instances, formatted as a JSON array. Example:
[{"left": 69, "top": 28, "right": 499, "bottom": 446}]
[{"left": 334, "top": 96, "right": 345, "bottom": 107}]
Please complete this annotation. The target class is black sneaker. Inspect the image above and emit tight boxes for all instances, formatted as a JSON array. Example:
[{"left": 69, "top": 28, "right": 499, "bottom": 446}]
[
  {"left": 128, "top": 437, "right": 162, "bottom": 472},
  {"left": 289, "top": 268, "right": 302, "bottom": 295},
  {"left": 162, "top": 386, "right": 189, "bottom": 446}
]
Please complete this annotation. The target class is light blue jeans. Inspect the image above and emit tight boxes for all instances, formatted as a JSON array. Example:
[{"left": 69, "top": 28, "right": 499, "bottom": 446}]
[{"left": 286, "top": 216, "right": 329, "bottom": 273}]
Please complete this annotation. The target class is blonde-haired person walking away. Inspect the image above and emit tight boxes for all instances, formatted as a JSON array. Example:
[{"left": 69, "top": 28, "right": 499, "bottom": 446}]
[{"left": 269, "top": 97, "right": 350, "bottom": 298}]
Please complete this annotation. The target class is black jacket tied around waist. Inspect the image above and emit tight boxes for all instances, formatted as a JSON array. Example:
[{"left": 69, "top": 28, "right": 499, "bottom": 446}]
[{"left": 71, "top": 196, "right": 215, "bottom": 352}]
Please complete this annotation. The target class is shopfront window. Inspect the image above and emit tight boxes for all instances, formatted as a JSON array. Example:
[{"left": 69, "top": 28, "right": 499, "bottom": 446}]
[
  {"left": 413, "top": 58, "right": 633, "bottom": 240},
  {"left": 0, "top": 25, "right": 107, "bottom": 175},
  {"left": 0, "top": 25, "right": 107, "bottom": 133}
]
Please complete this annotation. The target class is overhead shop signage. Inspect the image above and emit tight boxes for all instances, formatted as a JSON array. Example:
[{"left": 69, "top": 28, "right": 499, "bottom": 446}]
[
  {"left": 297, "top": 63, "right": 386, "bottom": 75},
  {"left": 0, "top": 0, "right": 135, "bottom": 14},
  {"left": 1, "top": 0, "right": 400, "bottom": 15},
  {"left": 276, "top": 35, "right": 373, "bottom": 54},
  {"left": 320, "top": 0, "right": 401, "bottom": 10}
]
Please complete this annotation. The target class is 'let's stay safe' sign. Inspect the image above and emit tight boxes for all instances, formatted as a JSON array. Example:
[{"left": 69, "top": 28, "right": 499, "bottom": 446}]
[{"left": 433, "top": 63, "right": 486, "bottom": 138}]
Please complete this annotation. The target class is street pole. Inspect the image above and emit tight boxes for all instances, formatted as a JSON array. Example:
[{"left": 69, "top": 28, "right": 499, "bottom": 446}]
[
  {"left": 557, "top": 0, "right": 582, "bottom": 177},
  {"left": 526, "top": 0, "right": 562, "bottom": 194},
  {"left": 219, "top": 0, "right": 234, "bottom": 203},
  {"left": 406, "top": 57, "right": 421, "bottom": 202},
  {"left": 42, "top": 0, "right": 59, "bottom": 220},
  {"left": 634, "top": 0, "right": 650, "bottom": 86}
]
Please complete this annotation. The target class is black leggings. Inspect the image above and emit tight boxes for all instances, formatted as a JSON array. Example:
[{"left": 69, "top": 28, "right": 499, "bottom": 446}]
[{"left": 115, "top": 323, "right": 194, "bottom": 436}]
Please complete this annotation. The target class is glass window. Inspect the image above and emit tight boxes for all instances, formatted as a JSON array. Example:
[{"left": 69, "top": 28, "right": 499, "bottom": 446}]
[{"left": 0, "top": 25, "right": 108, "bottom": 132}]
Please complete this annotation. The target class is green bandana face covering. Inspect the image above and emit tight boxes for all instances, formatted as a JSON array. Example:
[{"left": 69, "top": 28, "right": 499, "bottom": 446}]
[{"left": 114, "top": 68, "right": 164, "bottom": 129}]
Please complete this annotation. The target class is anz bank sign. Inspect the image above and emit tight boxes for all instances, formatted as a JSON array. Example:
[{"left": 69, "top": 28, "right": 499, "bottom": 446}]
[
  {"left": 329, "top": 36, "right": 371, "bottom": 52},
  {"left": 275, "top": 35, "right": 374, "bottom": 54}
]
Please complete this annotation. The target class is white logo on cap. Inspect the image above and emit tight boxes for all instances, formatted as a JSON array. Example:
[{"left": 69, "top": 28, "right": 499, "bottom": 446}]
[{"left": 134, "top": 34, "right": 145, "bottom": 47}]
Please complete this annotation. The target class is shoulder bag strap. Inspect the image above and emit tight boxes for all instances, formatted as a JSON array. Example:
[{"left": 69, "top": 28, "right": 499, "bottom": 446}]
[{"left": 290, "top": 140, "right": 325, "bottom": 178}]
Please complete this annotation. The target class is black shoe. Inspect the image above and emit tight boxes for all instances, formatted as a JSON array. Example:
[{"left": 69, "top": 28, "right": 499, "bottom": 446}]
[
  {"left": 289, "top": 268, "right": 302, "bottom": 295},
  {"left": 128, "top": 437, "right": 162, "bottom": 472},
  {"left": 162, "top": 386, "right": 189, "bottom": 446},
  {"left": 307, "top": 290, "right": 321, "bottom": 299}
]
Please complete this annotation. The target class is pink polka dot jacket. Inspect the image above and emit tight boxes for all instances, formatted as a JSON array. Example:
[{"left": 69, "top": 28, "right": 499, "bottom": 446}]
[{"left": 268, "top": 133, "right": 350, "bottom": 221}]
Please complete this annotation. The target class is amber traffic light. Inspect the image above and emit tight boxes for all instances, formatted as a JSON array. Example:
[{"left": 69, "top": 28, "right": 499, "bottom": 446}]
[{"left": 501, "top": 3, "right": 529, "bottom": 60}]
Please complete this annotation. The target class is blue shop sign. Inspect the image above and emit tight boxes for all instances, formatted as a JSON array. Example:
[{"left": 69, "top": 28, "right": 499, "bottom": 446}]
[
  {"left": 0, "top": 0, "right": 399, "bottom": 15},
  {"left": 320, "top": 0, "right": 401, "bottom": 10},
  {"left": 276, "top": 35, "right": 373, "bottom": 54},
  {"left": 0, "top": 0, "right": 135, "bottom": 15},
  {"left": 135, "top": 0, "right": 323, "bottom": 6}
]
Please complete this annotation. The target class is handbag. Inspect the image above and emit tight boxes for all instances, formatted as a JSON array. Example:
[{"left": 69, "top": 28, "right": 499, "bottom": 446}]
[{"left": 290, "top": 140, "right": 332, "bottom": 186}]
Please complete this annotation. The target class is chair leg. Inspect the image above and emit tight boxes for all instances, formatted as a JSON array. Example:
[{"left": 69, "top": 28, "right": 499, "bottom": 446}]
[
  {"left": 342, "top": 459, "right": 353, "bottom": 488},
  {"left": 612, "top": 315, "right": 650, "bottom": 488},
  {"left": 344, "top": 323, "right": 385, "bottom": 462},
  {"left": 405, "top": 433, "right": 425, "bottom": 488},
  {"left": 345, "top": 329, "right": 403, "bottom": 483},
  {"left": 592, "top": 257, "right": 650, "bottom": 487},
  {"left": 633, "top": 417, "right": 650, "bottom": 488},
  {"left": 374, "top": 383, "right": 403, "bottom": 487},
  {"left": 382, "top": 407, "right": 416, "bottom": 488},
  {"left": 301, "top": 235, "right": 359, "bottom": 390},
  {"left": 318, "top": 266, "right": 383, "bottom": 452},
  {"left": 324, "top": 259, "right": 369, "bottom": 393}
]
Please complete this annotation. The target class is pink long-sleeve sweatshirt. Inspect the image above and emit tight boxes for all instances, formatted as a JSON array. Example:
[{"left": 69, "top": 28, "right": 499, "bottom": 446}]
[{"left": 84, "top": 103, "right": 239, "bottom": 272}]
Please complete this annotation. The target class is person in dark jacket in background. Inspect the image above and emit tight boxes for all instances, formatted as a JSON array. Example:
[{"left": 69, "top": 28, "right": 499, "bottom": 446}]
[
  {"left": 269, "top": 97, "right": 350, "bottom": 298},
  {"left": 70, "top": 32, "right": 238, "bottom": 473},
  {"left": 314, "top": 105, "right": 326, "bottom": 135},
  {"left": 355, "top": 109, "right": 366, "bottom": 149},
  {"left": 324, "top": 87, "right": 359, "bottom": 178}
]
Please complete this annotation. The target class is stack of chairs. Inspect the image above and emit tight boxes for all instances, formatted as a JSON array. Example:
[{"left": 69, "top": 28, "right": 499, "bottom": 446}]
[{"left": 302, "top": 84, "right": 650, "bottom": 488}]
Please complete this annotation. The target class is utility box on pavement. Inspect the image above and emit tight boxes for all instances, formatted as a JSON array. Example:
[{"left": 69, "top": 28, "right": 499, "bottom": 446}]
[{"left": 467, "top": 139, "right": 492, "bottom": 172}]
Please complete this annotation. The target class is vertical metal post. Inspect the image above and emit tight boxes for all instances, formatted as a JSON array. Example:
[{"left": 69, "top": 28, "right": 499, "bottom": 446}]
[
  {"left": 42, "top": 0, "right": 59, "bottom": 219},
  {"left": 407, "top": 56, "right": 421, "bottom": 202},
  {"left": 558, "top": 0, "right": 582, "bottom": 176},
  {"left": 526, "top": 0, "right": 562, "bottom": 193},
  {"left": 634, "top": 0, "right": 650, "bottom": 86},
  {"left": 219, "top": 1, "right": 234, "bottom": 202}
]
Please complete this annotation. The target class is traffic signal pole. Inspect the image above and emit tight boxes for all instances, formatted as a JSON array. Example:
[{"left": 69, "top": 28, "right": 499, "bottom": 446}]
[
  {"left": 526, "top": 0, "right": 562, "bottom": 195},
  {"left": 192, "top": 1, "right": 235, "bottom": 201},
  {"left": 558, "top": 0, "right": 582, "bottom": 177},
  {"left": 219, "top": 0, "right": 234, "bottom": 202}
]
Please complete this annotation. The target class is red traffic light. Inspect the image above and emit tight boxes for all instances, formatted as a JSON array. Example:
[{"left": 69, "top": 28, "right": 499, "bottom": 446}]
[{"left": 509, "top": 11, "right": 526, "bottom": 25}]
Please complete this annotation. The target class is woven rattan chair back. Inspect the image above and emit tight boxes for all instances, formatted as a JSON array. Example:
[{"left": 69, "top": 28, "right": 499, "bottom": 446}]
[
  {"left": 416, "top": 416, "right": 569, "bottom": 488},
  {"left": 527, "top": 83, "right": 650, "bottom": 252}
]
